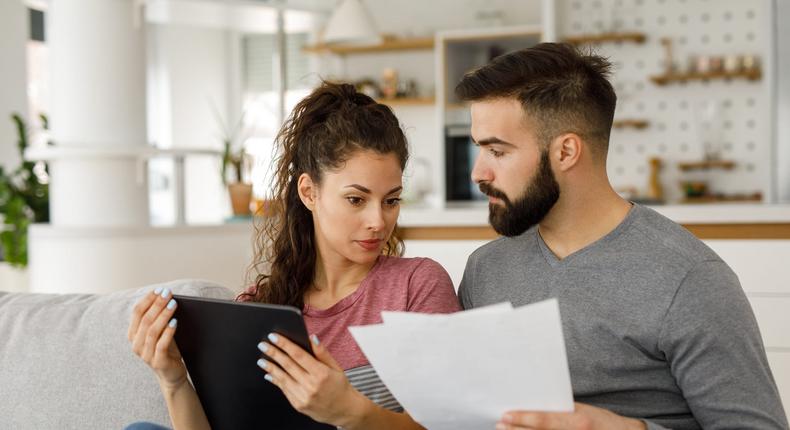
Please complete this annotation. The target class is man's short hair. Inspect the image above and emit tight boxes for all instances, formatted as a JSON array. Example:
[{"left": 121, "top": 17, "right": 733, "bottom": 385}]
[{"left": 455, "top": 43, "right": 617, "bottom": 158}]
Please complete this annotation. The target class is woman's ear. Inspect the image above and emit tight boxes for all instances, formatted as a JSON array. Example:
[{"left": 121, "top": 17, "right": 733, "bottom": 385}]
[{"left": 297, "top": 173, "right": 317, "bottom": 211}]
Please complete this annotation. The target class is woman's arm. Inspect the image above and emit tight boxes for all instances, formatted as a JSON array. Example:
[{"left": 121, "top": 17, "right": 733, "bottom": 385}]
[
  {"left": 341, "top": 394, "right": 425, "bottom": 430},
  {"left": 128, "top": 289, "right": 211, "bottom": 430},
  {"left": 159, "top": 379, "right": 211, "bottom": 430},
  {"left": 260, "top": 333, "right": 424, "bottom": 429}
]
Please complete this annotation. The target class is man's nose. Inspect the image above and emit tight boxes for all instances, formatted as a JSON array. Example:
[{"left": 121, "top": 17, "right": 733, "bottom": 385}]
[{"left": 471, "top": 150, "right": 492, "bottom": 184}]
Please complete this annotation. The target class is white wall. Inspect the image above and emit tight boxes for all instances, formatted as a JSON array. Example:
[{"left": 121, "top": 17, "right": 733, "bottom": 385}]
[
  {"left": 27, "top": 223, "right": 255, "bottom": 295},
  {"left": 0, "top": 0, "right": 29, "bottom": 170},
  {"left": 147, "top": 24, "right": 232, "bottom": 224},
  {"left": 777, "top": 0, "right": 790, "bottom": 203}
]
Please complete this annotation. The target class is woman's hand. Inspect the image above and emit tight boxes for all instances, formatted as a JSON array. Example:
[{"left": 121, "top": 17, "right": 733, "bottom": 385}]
[
  {"left": 257, "top": 333, "right": 370, "bottom": 428},
  {"left": 127, "top": 288, "right": 188, "bottom": 391}
]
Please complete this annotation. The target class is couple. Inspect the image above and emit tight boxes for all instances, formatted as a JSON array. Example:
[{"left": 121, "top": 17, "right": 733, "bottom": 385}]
[{"left": 128, "top": 44, "right": 788, "bottom": 430}]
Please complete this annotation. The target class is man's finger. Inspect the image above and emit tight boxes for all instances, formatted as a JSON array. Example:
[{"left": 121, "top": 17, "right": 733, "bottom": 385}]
[{"left": 501, "top": 410, "right": 583, "bottom": 429}]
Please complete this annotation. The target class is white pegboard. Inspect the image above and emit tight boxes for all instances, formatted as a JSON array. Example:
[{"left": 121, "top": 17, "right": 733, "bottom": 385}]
[{"left": 556, "top": 0, "right": 773, "bottom": 203}]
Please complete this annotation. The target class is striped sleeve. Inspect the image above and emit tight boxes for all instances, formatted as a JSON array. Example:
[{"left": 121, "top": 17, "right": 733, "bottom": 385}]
[{"left": 345, "top": 365, "right": 403, "bottom": 413}]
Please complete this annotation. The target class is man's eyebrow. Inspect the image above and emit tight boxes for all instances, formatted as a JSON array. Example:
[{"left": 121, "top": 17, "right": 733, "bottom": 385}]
[
  {"left": 344, "top": 185, "right": 403, "bottom": 195},
  {"left": 471, "top": 136, "right": 517, "bottom": 147}
]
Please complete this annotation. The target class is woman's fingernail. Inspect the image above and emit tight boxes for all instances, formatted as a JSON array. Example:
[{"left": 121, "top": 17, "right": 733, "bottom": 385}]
[
  {"left": 264, "top": 374, "right": 273, "bottom": 382},
  {"left": 154, "top": 287, "right": 163, "bottom": 295},
  {"left": 267, "top": 333, "right": 279, "bottom": 344},
  {"left": 160, "top": 288, "right": 170, "bottom": 298},
  {"left": 257, "top": 358, "right": 268, "bottom": 369},
  {"left": 169, "top": 318, "right": 177, "bottom": 328},
  {"left": 310, "top": 334, "right": 320, "bottom": 345},
  {"left": 167, "top": 299, "right": 177, "bottom": 310},
  {"left": 257, "top": 342, "right": 268, "bottom": 353}
]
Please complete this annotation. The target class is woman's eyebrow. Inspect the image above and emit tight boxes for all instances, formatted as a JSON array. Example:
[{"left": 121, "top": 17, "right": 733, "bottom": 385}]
[{"left": 344, "top": 184, "right": 403, "bottom": 194}]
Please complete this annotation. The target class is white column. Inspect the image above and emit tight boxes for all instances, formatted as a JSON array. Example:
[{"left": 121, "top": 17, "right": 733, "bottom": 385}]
[
  {"left": 0, "top": 0, "right": 29, "bottom": 171},
  {"left": 46, "top": 0, "right": 148, "bottom": 227}
]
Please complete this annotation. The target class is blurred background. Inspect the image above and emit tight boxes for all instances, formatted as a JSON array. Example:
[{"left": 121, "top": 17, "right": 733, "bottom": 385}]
[{"left": 0, "top": 0, "right": 787, "bottom": 288}]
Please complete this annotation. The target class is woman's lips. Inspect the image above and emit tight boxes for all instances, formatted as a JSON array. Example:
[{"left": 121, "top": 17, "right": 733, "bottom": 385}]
[{"left": 356, "top": 239, "right": 382, "bottom": 251}]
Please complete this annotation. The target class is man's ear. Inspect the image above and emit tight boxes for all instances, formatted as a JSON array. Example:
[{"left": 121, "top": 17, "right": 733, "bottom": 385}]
[
  {"left": 552, "top": 133, "right": 583, "bottom": 172},
  {"left": 297, "top": 173, "right": 317, "bottom": 211}
]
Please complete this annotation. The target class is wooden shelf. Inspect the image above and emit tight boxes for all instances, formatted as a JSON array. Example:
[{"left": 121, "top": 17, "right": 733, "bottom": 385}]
[
  {"left": 678, "top": 160, "right": 736, "bottom": 171},
  {"left": 303, "top": 36, "right": 434, "bottom": 55},
  {"left": 375, "top": 97, "right": 435, "bottom": 107},
  {"left": 612, "top": 119, "right": 649, "bottom": 129},
  {"left": 650, "top": 69, "right": 762, "bottom": 85},
  {"left": 681, "top": 193, "right": 762, "bottom": 204},
  {"left": 562, "top": 32, "right": 646, "bottom": 46}
]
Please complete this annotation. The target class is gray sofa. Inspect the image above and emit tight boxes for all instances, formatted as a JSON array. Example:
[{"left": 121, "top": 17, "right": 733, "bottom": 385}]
[{"left": 0, "top": 279, "right": 235, "bottom": 430}]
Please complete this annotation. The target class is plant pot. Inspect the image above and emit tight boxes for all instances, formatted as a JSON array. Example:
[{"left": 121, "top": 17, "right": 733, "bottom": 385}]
[{"left": 228, "top": 183, "right": 253, "bottom": 216}]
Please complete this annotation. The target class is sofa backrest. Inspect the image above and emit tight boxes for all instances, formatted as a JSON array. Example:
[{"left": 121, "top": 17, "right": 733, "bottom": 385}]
[{"left": 0, "top": 279, "right": 235, "bottom": 430}]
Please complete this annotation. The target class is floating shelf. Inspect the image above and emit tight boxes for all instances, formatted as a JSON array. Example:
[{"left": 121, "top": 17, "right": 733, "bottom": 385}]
[
  {"left": 612, "top": 119, "right": 649, "bottom": 129},
  {"left": 678, "top": 160, "right": 736, "bottom": 171},
  {"left": 303, "top": 36, "right": 434, "bottom": 55},
  {"left": 650, "top": 69, "right": 762, "bottom": 85},
  {"left": 562, "top": 32, "right": 646, "bottom": 46},
  {"left": 681, "top": 193, "right": 762, "bottom": 204},
  {"left": 376, "top": 97, "right": 435, "bottom": 107}
]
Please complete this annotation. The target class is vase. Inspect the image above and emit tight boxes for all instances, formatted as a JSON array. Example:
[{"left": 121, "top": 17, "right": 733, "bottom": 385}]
[{"left": 228, "top": 183, "right": 253, "bottom": 216}]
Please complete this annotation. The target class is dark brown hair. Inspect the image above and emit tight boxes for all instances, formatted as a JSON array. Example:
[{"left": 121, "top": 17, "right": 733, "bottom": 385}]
[
  {"left": 243, "top": 81, "right": 408, "bottom": 308},
  {"left": 455, "top": 42, "right": 616, "bottom": 157}
]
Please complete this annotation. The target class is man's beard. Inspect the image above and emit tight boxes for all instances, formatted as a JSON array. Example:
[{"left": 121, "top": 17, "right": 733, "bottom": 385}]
[{"left": 478, "top": 149, "right": 560, "bottom": 237}]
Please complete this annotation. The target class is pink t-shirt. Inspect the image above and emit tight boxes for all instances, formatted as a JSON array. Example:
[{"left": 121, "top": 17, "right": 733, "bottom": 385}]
[{"left": 238, "top": 256, "right": 461, "bottom": 370}]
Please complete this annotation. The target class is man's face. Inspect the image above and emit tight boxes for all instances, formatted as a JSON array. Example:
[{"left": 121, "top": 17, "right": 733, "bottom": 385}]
[{"left": 470, "top": 98, "right": 560, "bottom": 237}]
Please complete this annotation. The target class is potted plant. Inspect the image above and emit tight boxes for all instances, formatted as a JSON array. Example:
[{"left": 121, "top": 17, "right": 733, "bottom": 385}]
[
  {"left": 214, "top": 105, "right": 253, "bottom": 217},
  {"left": 0, "top": 113, "right": 50, "bottom": 268}
]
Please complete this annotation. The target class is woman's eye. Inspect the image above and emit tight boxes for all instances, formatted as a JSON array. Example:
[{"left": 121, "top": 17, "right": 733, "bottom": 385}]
[
  {"left": 385, "top": 198, "right": 401, "bottom": 207},
  {"left": 346, "top": 196, "right": 363, "bottom": 206}
]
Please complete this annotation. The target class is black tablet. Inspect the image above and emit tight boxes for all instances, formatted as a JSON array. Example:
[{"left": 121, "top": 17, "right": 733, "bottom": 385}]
[{"left": 172, "top": 295, "right": 335, "bottom": 430}]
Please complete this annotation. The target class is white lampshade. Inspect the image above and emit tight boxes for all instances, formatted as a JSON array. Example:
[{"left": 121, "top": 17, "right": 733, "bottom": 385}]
[{"left": 322, "top": 0, "right": 381, "bottom": 45}]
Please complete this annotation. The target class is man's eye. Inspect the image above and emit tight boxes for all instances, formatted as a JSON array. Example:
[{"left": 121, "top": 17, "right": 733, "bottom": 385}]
[
  {"left": 489, "top": 147, "right": 504, "bottom": 157},
  {"left": 347, "top": 197, "right": 363, "bottom": 206}
]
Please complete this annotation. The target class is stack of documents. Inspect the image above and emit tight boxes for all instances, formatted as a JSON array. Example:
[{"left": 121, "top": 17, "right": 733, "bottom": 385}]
[{"left": 349, "top": 299, "right": 574, "bottom": 430}]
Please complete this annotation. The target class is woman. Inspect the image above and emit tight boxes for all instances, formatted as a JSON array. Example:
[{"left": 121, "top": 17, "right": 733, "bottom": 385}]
[{"left": 127, "top": 82, "right": 461, "bottom": 430}]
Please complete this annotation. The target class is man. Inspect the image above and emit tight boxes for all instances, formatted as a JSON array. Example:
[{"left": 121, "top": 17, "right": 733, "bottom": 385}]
[{"left": 456, "top": 43, "right": 788, "bottom": 430}]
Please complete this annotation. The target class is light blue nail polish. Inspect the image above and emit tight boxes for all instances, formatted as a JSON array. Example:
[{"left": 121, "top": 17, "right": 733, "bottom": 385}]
[
  {"left": 264, "top": 374, "right": 273, "bottom": 382},
  {"left": 267, "top": 333, "right": 279, "bottom": 343},
  {"left": 169, "top": 318, "right": 177, "bottom": 328},
  {"left": 257, "top": 342, "right": 268, "bottom": 353},
  {"left": 154, "top": 287, "right": 163, "bottom": 295},
  {"left": 160, "top": 288, "right": 170, "bottom": 298},
  {"left": 257, "top": 358, "right": 268, "bottom": 369},
  {"left": 167, "top": 299, "right": 176, "bottom": 310},
  {"left": 310, "top": 334, "right": 320, "bottom": 345}
]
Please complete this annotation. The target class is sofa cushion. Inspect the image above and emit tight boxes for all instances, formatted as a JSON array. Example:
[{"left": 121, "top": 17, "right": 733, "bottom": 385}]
[{"left": 0, "top": 279, "right": 234, "bottom": 430}]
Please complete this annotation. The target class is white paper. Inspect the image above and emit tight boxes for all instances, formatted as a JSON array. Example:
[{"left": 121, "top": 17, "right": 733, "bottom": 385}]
[
  {"left": 381, "top": 301, "right": 513, "bottom": 324},
  {"left": 349, "top": 299, "right": 573, "bottom": 430}
]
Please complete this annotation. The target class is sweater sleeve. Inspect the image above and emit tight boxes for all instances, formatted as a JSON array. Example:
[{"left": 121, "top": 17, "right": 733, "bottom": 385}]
[{"left": 657, "top": 260, "right": 788, "bottom": 429}]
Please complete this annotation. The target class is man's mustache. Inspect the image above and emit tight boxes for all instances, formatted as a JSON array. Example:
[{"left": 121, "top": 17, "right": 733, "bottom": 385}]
[{"left": 478, "top": 182, "right": 510, "bottom": 204}]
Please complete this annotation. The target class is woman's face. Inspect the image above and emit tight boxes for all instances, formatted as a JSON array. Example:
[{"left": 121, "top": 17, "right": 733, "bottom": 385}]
[{"left": 300, "top": 149, "right": 403, "bottom": 265}]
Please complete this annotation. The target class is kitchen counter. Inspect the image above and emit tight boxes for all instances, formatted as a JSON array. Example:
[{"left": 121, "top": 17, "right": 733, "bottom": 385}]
[{"left": 398, "top": 203, "right": 790, "bottom": 239}]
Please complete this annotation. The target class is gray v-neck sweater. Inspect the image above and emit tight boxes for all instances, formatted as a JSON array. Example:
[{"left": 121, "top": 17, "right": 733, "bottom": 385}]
[{"left": 459, "top": 204, "right": 787, "bottom": 430}]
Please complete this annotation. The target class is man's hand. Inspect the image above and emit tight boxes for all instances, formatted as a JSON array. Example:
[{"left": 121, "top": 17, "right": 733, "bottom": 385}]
[{"left": 496, "top": 402, "right": 647, "bottom": 430}]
